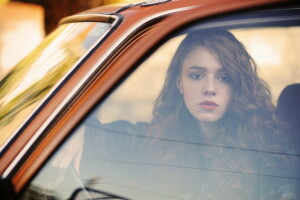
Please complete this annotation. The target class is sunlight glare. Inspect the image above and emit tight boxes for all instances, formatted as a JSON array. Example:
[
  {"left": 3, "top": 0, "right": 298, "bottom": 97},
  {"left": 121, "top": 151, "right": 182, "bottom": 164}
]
[{"left": 248, "top": 36, "right": 281, "bottom": 67}]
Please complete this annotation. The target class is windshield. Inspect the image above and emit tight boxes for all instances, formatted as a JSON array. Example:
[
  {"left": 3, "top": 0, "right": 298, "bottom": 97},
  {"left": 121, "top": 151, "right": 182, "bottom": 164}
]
[{"left": 0, "top": 21, "right": 111, "bottom": 148}]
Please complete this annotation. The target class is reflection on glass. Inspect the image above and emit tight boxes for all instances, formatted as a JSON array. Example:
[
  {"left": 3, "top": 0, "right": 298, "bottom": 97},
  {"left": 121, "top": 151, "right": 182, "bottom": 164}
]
[{"left": 0, "top": 22, "right": 110, "bottom": 148}]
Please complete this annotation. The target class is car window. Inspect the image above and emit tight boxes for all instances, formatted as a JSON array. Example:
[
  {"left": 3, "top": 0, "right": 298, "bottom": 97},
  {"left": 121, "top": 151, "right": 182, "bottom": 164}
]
[
  {"left": 0, "top": 21, "right": 111, "bottom": 149},
  {"left": 21, "top": 7, "right": 300, "bottom": 200}
]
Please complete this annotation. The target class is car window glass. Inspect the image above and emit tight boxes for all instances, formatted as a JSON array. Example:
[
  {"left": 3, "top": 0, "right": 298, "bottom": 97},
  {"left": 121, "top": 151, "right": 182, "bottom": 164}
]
[
  {"left": 0, "top": 22, "right": 110, "bottom": 148},
  {"left": 232, "top": 27, "right": 300, "bottom": 103},
  {"left": 21, "top": 8, "right": 300, "bottom": 200}
]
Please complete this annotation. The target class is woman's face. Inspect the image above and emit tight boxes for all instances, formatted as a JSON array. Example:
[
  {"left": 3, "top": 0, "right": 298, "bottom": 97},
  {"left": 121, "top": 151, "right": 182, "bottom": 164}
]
[{"left": 177, "top": 46, "right": 232, "bottom": 126}]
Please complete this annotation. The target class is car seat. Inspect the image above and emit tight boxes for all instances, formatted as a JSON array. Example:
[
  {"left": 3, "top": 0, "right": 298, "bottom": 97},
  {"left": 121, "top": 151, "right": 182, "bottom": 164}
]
[{"left": 277, "top": 83, "right": 300, "bottom": 152}]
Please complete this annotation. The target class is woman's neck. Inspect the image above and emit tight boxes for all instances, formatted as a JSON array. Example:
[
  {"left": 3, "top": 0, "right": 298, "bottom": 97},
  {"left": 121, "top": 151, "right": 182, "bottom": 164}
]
[{"left": 198, "top": 122, "right": 218, "bottom": 141}]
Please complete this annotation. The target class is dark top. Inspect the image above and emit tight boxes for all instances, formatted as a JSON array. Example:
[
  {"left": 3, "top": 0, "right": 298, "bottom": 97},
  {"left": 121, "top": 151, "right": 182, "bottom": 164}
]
[{"left": 81, "top": 116, "right": 299, "bottom": 200}]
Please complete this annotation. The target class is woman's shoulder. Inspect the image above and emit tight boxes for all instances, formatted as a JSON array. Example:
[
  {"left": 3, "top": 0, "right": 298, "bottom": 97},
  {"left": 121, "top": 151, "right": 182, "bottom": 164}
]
[
  {"left": 83, "top": 116, "right": 150, "bottom": 156},
  {"left": 84, "top": 115, "right": 150, "bottom": 134}
]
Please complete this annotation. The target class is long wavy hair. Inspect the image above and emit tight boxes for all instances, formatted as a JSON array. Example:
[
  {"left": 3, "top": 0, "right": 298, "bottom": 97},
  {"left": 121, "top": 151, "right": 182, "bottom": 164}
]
[
  {"left": 151, "top": 29, "right": 278, "bottom": 144},
  {"left": 147, "top": 29, "right": 294, "bottom": 199},
  {"left": 141, "top": 28, "right": 297, "bottom": 199}
]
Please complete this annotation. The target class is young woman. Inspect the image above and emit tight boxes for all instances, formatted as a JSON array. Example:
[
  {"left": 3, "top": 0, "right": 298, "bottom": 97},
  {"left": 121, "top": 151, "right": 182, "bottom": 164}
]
[
  {"left": 147, "top": 29, "right": 296, "bottom": 199},
  {"left": 152, "top": 29, "right": 278, "bottom": 143}
]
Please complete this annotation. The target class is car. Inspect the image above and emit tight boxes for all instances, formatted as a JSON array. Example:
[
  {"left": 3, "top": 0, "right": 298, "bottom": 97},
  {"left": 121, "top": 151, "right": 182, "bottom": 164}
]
[{"left": 0, "top": 0, "right": 300, "bottom": 199}]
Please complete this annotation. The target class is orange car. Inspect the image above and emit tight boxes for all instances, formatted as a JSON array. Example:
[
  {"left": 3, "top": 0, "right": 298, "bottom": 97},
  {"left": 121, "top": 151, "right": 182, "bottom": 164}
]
[{"left": 0, "top": 0, "right": 300, "bottom": 199}]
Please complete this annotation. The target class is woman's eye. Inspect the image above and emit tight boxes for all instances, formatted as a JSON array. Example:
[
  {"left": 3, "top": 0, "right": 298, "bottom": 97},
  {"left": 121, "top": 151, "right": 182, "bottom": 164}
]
[
  {"left": 189, "top": 73, "right": 203, "bottom": 80},
  {"left": 218, "top": 74, "right": 231, "bottom": 83}
]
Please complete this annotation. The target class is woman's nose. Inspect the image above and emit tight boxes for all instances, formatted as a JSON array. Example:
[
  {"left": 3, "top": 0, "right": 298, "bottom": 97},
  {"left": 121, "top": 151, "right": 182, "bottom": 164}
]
[
  {"left": 204, "top": 89, "right": 216, "bottom": 96},
  {"left": 203, "top": 77, "right": 216, "bottom": 96}
]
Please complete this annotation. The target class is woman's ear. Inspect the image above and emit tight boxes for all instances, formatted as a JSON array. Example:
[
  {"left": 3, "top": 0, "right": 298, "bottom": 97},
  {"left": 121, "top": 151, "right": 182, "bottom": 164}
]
[{"left": 176, "top": 77, "right": 183, "bottom": 94}]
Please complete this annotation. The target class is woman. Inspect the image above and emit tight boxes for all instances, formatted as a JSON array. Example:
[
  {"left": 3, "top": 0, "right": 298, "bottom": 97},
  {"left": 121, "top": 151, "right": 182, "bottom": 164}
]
[
  {"left": 152, "top": 29, "right": 278, "bottom": 143},
  {"left": 147, "top": 29, "right": 296, "bottom": 199}
]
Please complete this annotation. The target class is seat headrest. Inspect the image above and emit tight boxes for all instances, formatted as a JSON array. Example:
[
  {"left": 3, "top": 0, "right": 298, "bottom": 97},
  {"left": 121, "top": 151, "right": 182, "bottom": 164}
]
[{"left": 277, "top": 83, "right": 300, "bottom": 126}]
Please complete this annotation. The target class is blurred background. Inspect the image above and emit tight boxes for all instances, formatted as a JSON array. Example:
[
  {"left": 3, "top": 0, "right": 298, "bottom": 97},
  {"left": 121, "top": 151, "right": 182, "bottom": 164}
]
[{"left": 0, "top": 0, "right": 132, "bottom": 78}]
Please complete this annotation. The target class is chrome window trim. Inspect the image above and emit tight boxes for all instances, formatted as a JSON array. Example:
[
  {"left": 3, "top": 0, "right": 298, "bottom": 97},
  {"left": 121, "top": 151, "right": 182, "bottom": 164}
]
[
  {"left": 0, "top": 15, "right": 120, "bottom": 153},
  {"left": 3, "top": 6, "right": 196, "bottom": 178},
  {"left": 59, "top": 14, "right": 118, "bottom": 25}
]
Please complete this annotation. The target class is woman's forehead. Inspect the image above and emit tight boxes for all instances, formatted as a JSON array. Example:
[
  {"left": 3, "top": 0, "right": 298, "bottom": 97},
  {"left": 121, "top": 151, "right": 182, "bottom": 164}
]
[{"left": 182, "top": 46, "right": 222, "bottom": 69}]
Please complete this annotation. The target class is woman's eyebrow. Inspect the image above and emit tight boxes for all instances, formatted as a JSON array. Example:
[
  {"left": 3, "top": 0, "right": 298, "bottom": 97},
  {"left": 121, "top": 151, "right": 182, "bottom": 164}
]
[
  {"left": 217, "top": 68, "right": 226, "bottom": 73},
  {"left": 189, "top": 66, "right": 206, "bottom": 71}
]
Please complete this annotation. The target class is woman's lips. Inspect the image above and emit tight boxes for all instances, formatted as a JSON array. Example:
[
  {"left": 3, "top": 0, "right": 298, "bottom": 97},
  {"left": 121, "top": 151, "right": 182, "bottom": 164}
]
[{"left": 199, "top": 101, "right": 219, "bottom": 110}]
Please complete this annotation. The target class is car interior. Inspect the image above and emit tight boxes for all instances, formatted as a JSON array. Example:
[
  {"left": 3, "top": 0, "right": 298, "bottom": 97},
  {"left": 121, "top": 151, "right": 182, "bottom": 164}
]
[{"left": 277, "top": 83, "right": 300, "bottom": 151}]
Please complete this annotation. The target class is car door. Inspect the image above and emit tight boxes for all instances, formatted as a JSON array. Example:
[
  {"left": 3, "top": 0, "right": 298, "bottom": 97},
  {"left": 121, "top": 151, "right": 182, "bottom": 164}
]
[{"left": 2, "top": 0, "right": 300, "bottom": 199}]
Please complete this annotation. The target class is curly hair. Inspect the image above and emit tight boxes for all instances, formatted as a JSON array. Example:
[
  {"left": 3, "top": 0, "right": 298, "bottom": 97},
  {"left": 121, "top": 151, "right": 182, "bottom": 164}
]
[
  {"left": 152, "top": 28, "right": 278, "bottom": 141},
  {"left": 148, "top": 29, "right": 292, "bottom": 199}
]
